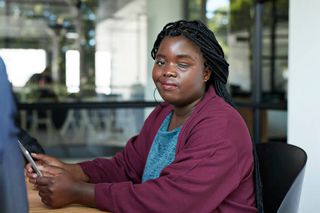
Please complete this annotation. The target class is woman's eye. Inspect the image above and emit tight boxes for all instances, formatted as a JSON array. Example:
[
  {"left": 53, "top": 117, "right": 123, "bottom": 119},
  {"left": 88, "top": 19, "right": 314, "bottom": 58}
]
[
  {"left": 178, "top": 63, "right": 189, "bottom": 69},
  {"left": 155, "top": 60, "right": 165, "bottom": 66}
]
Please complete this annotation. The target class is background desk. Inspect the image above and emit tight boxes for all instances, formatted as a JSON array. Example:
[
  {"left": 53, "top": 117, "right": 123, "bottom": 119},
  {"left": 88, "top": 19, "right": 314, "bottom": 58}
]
[{"left": 27, "top": 180, "right": 106, "bottom": 213}]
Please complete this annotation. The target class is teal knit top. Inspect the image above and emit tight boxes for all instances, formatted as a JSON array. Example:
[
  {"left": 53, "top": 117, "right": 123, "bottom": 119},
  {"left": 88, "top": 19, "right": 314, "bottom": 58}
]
[{"left": 142, "top": 112, "right": 181, "bottom": 182}]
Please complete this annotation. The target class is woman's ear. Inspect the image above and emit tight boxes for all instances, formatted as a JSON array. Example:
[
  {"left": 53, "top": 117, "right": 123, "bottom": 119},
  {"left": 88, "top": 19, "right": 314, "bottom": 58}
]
[{"left": 203, "top": 68, "right": 212, "bottom": 82}]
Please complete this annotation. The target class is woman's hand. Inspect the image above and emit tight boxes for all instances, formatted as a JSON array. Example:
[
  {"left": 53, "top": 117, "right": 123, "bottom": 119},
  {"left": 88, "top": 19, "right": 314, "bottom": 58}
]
[
  {"left": 31, "top": 153, "right": 65, "bottom": 168},
  {"left": 25, "top": 153, "right": 65, "bottom": 184},
  {"left": 26, "top": 153, "right": 89, "bottom": 182},
  {"left": 25, "top": 153, "right": 63, "bottom": 183},
  {"left": 36, "top": 166, "right": 95, "bottom": 208}
]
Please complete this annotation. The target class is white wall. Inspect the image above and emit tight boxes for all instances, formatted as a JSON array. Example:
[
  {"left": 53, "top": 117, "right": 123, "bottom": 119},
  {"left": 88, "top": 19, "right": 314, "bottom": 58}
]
[
  {"left": 95, "top": 0, "right": 147, "bottom": 98},
  {"left": 288, "top": 0, "right": 320, "bottom": 211},
  {"left": 145, "top": 0, "right": 184, "bottom": 101}
]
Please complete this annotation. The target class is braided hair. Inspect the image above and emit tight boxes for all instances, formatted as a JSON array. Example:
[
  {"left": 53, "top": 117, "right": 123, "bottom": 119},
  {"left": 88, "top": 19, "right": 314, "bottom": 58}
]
[
  {"left": 151, "top": 20, "right": 234, "bottom": 106},
  {"left": 152, "top": 20, "right": 264, "bottom": 213}
]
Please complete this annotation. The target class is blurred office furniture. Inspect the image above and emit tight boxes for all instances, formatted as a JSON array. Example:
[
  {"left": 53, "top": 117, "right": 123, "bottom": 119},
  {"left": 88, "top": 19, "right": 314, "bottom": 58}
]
[
  {"left": 232, "top": 87, "right": 287, "bottom": 144},
  {"left": 31, "top": 108, "right": 55, "bottom": 134},
  {"left": 59, "top": 94, "right": 120, "bottom": 143},
  {"left": 256, "top": 142, "right": 307, "bottom": 213},
  {"left": 17, "top": 101, "right": 158, "bottom": 158},
  {"left": 0, "top": 57, "right": 28, "bottom": 213}
]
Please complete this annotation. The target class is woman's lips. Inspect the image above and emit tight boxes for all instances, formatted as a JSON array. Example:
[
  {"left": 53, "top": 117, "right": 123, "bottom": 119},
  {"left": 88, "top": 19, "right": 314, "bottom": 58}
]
[{"left": 160, "top": 81, "right": 177, "bottom": 90}]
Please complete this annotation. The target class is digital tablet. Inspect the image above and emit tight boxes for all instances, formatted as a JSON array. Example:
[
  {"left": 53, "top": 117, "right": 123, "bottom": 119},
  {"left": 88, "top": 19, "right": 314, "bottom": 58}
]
[{"left": 18, "top": 139, "right": 43, "bottom": 177}]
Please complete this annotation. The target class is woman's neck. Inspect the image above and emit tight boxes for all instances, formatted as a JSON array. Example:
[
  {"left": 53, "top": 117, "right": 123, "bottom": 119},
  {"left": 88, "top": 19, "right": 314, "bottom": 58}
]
[{"left": 168, "top": 101, "right": 198, "bottom": 131}]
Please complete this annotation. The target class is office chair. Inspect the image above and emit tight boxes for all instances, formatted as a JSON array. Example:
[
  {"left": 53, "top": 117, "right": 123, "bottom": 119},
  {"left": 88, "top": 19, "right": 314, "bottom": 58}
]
[{"left": 256, "top": 142, "right": 307, "bottom": 213}]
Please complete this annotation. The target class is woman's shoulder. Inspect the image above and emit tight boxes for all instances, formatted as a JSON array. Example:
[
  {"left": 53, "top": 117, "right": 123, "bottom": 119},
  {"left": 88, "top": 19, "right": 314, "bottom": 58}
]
[
  {"left": 186, "top": 95, "right": 248, "bottom": 140},
  {"left": 141, "top": 102, "right": 172, "bottom": 128},
  {"left": 195, "top": 92, "right": 238, "bottom": 118},
  {"left": 150, "top": 102, "right": 172, "bottom": 116}
]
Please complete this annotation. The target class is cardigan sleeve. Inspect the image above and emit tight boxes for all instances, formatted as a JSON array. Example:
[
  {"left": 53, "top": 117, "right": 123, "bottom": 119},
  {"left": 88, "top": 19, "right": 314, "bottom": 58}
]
[
  {"left": 78, "top": 135, "right": 144, "bottom": 184},
  {"left": 78, "top": 103, "right": 171, "bottom": 184},
  {"left": 91, "top": 110, "right": 256, "bottom": 213}
]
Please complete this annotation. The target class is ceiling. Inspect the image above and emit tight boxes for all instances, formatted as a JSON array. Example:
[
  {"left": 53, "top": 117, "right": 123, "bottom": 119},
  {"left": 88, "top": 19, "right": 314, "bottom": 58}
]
[{"left": 0, "top": 0, "right": 134, "bottom": 39}]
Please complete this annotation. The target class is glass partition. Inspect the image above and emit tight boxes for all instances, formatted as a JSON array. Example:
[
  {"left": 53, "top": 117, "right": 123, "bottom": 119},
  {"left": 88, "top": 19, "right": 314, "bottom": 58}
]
[
  {"left": 0, "top": 0, "right": 289, "bottom": 158},
  {"left": 0, "top": 0, "right": 147, "bottom": 104},
  {"left": 186, "top": 0, "right": 288, "bottom": 143}
]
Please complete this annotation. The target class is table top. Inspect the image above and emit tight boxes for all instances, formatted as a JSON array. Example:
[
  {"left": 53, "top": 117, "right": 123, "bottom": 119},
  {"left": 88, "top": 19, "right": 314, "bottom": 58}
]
[{"left": 27, "top": 179, "right": 105, "bottom": 213}]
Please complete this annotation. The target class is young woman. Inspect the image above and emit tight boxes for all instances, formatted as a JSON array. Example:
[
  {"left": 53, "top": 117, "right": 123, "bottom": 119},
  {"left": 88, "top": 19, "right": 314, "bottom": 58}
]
[{"left": 26, "top": 20, "right": 258, "bottom": 213}]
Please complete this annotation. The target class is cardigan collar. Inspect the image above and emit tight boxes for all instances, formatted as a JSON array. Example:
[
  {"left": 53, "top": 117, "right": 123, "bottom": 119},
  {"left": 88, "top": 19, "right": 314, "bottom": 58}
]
[{"left": 192, "top": 86, "right": 217, "bottom": 114}]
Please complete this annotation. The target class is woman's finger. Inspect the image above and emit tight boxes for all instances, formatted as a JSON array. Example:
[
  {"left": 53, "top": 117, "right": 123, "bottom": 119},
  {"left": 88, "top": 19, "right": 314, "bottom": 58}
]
[
  {"left": 31, "top": 153, "right": 64, "bottom": 169},
  {"left": 40, "top": 196, "right": 50, "bottom": 207},
  {"left": 32, "top": 184, "right": 38, "bottom": 190},
  {"left": 28, "top": 177, "right": 37, "bottom": 184},
  {"left": 26, "top": 169, "right": 38, "bottom": 178},
  {"left": 41, "top": 165, "right": 64, "bottom": 176},
  {"left": 38, "top": 184, "right": 51, "bottom": 194},
  {"left": 25, "top": 163, "right": 33, "bottom": 172},
  {"left": 39, "top": 190, "right": 46, "bottom": 198},
  {"left": 36, "top": 176, "right": 52, "bottom": 186},
  {"left": 40, "top": 170, "right": 55, "bottom": 177},
  {"left": 31, "top": 153, "right": 52, "bottom": 163}
]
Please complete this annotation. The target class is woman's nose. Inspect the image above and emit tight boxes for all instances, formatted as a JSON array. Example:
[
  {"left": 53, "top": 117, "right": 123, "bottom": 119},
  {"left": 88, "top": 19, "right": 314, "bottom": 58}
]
[
  {"left": 162, "top": 64, "right": 177, "bottom": 77},
  {"left": 163, "top": 71, "right": 177, "bottom": 77}
]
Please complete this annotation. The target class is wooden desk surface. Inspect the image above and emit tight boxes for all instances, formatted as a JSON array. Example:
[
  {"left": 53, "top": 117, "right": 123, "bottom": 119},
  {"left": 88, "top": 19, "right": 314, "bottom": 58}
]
[{"left": 27, "top": 180, "right": 105, "bottom": 213}]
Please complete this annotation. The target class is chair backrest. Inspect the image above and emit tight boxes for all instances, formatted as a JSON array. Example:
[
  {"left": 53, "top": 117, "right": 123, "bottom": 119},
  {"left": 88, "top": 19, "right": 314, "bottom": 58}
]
[
  {"left": 0, "top": 57, "right": 28, "bottom": 213},
  {"left": 255, "top": 142, "right": 307, "bottom": 213}
]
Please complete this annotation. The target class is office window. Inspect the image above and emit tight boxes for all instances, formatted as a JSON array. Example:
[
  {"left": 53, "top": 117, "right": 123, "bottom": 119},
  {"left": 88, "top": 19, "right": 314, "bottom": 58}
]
[
  {"left": 0, "top": 49, "right": 46, "bottom": 87},
  {"left": 65, "top": 50, "right": 80, "bottom": 93},
  {"left": 95, "top": 51, "right": 111, "bottom": 95}
]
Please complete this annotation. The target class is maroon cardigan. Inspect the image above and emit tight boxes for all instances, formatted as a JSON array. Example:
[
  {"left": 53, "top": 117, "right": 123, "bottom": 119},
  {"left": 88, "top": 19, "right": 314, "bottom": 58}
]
[{"left": 79, "top": 86, "right": 256, "bottom": 213}]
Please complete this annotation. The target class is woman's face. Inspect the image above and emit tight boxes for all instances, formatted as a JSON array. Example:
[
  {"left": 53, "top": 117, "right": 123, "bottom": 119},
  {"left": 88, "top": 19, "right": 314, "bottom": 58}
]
[{"left": 152, "top": 35, "right": 211, "bottom": 107}]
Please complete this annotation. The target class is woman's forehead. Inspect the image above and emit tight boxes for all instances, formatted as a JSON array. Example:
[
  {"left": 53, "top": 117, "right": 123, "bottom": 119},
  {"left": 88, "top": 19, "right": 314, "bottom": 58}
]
[{"left": 157, "top": 35, "right": 202, "bottom": 57}]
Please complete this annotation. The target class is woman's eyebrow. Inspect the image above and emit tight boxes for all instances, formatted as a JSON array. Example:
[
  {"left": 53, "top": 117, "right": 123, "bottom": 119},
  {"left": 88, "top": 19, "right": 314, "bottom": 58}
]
[
  {"left": 155, "top": 53, "right": 165, "bottom": 58},
  {"left": 176, "top": 54, "right": 197, "bottom": 61},
  {"left": 156, "top": 53, "right": 195, "bottom": 60}
]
